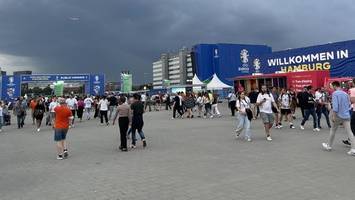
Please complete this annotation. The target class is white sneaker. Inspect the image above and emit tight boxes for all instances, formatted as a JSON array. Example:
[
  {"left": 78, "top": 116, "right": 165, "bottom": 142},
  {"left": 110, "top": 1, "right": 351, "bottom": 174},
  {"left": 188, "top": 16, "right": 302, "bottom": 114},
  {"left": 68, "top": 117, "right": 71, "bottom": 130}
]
[
  {"left": 278, "top": 124, "right": 283, "bottom": 128},
  {"left": 322, "top": 143, "right": 332, "bottom": 151},
  {"left": 300, "top": 125, "right": 305, "bottom": 130},
  {"left": 347, "top": 149, "right": 355, "bottom": 156},
  {"left": 247, "top": 138, "right": 252, "bottom": 142},
  {"left": 313, "top": 128, "right": 320, "bottom": 132},
  {"left": 266, "top": 136, "right": 272, "bottom": 141},
  {"left": 210, "top": 115, "right": 214, "bottom": 119},
  {"left": 37, "top": 128, "right": 40, "bottom": 132}
]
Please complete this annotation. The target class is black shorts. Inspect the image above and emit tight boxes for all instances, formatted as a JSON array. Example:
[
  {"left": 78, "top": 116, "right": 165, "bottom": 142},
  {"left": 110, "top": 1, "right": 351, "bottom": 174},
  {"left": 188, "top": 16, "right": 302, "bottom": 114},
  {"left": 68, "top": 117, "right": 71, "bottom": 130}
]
[{"left": 281, "top": 109, "right": 291, "bottom": 115}]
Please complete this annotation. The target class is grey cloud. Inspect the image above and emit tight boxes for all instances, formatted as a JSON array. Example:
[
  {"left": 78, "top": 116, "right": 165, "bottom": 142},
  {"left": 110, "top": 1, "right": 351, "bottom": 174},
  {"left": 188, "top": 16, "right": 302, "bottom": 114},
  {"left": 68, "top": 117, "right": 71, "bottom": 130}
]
[{"left": 0, "top": 0, "right": 355, "bottom": 84}]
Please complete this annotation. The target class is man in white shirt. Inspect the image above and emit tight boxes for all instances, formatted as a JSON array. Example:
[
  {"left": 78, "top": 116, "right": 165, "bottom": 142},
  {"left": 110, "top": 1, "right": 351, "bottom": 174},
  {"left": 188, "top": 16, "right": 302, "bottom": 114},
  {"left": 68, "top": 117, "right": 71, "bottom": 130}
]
[
  {"left": 66, "top": 96, "right": 78, "bottom": 127},
  {"left": 49, "top": 97, "right": 59, "bottom": 126},
  {"left": 256, "top": 85, "right": 280, "bottom": 141},
  {"left": 84, "top": 96, "right": 94, "bottom": 120}
]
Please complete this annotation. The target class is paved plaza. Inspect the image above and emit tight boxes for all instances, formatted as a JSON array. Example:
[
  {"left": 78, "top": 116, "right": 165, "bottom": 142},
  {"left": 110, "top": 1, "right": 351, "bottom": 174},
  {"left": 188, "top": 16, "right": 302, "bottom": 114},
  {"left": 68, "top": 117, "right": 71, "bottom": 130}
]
[{"left": 0, "top": 103, "right": 354, "bottom": 200}]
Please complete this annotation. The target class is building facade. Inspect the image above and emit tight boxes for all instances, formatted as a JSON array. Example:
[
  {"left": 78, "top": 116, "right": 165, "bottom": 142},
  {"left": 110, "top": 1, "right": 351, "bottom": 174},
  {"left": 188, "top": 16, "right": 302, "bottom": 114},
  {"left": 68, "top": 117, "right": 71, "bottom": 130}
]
[{"left": 152, "top": 48, "right": 193, "bottom": 89}]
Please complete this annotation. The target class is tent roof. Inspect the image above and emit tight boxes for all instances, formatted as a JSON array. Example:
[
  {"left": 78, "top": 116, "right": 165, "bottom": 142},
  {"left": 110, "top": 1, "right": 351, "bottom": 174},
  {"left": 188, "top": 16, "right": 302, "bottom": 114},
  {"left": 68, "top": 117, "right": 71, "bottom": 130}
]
[
  {"left": 192, "top": 74, "right": 204, "bottom": 85},
  {"left": 207, "top": 74, "right": 233, "bottom": 89}
]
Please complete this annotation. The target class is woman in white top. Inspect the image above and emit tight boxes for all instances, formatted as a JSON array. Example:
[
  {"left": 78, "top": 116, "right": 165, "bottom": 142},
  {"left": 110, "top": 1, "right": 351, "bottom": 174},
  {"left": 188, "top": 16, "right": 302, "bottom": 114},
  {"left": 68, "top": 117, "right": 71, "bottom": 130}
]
[
  {"left": 84, "top": 96, "right": 94, "bottom": 120},
  {"left": 99, "top": 96, "right": 110, "bottom": 125},
  {"left": 235, "top": 91, "right": 252, "bottom": 141}
]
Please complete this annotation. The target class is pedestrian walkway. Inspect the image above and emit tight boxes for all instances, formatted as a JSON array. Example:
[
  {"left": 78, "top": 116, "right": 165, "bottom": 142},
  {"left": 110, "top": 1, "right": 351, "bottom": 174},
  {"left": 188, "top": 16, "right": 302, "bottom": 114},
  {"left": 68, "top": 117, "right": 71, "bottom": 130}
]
[{"left": 0, "top": 104, "right": 354, "bottom": 200}]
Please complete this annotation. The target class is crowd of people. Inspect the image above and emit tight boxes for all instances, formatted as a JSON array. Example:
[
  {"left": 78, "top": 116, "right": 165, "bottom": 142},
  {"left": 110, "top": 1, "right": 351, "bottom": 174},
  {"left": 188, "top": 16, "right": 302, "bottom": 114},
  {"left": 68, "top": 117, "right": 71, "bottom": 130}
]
[
  {"left": 0, "top": 93, "right": 147, "bottom": 159},
  {"left": 1, "top": 79, "right": 355, "bottom": 159}
]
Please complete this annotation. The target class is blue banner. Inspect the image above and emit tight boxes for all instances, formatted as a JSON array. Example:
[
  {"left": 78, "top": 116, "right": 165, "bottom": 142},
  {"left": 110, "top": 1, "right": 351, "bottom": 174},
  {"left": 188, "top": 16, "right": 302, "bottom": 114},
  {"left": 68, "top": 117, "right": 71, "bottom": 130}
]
[
  {"left": 21, "top": 74, "right": 90, "bottom": 82},
  {"left": 90, "top": 74, "right": 105, "bottom": 96},
  {"left": 193, "top": 44, "right": 272, "bottom": 85},
  {"left": 250, "top": 40, "right": 355, "bottom": 77},
  {"left": 2, "top": 75, "right": 21, "bottom": 101}
]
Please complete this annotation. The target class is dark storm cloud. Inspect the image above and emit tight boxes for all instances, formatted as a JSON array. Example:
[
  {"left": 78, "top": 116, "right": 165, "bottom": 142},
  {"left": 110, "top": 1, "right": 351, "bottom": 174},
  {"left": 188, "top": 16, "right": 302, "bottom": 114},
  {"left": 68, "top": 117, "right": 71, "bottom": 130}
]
[{"left": 0, "top": 0, "right": 355, "bottom": 83}]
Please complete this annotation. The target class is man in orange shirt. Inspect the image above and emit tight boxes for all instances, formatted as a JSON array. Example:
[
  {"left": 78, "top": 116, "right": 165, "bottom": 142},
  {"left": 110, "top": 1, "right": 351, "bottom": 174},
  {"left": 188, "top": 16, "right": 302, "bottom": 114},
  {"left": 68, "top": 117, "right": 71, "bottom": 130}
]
[
  {"left": 54, "top": 98, "right": 73, "bottom": 160},
  {"left": 30, "top": 98, "right": 37, "bottom": 125}
]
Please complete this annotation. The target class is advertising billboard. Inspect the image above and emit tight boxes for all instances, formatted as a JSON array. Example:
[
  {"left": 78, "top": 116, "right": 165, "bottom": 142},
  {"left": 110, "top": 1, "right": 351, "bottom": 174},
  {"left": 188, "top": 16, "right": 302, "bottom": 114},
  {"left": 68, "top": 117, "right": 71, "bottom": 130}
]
[
  {"left": 193, "top": 43, "right": 272, "bottom": 85},
  {"left": 251, "top": 40, "right": 355, "bottom": 77}
]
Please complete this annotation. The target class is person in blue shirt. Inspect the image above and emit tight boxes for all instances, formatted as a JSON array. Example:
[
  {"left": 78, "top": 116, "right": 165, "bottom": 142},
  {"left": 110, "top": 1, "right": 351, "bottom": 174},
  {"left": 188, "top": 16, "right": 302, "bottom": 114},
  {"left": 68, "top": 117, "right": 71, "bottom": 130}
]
[{"left": 322, "top": 81, "right": 355, "bottom": 156}]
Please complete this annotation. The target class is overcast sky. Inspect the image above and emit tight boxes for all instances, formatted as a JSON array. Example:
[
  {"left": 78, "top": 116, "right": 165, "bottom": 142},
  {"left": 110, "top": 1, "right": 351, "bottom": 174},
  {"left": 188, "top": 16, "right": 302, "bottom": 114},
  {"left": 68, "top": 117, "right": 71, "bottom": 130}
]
[{"left": 0, "top": 0, "right": 354, "bottom": 84}]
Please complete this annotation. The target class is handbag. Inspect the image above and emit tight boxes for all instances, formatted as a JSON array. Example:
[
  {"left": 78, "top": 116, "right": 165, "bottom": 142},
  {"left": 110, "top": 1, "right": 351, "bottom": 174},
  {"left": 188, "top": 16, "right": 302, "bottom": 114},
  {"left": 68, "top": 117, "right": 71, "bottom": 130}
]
[{"left": 245, "top": 108, "right": 253, "bottom": 121}]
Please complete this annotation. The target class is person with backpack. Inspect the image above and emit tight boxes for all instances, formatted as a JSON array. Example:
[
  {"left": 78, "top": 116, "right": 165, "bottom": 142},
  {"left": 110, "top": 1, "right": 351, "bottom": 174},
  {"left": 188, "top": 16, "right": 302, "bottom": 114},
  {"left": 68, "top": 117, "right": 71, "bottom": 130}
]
[
  {"left": 13, "top": 97, "right": 26, "bottom": 129},
  {"left": 278, "top": 88, "right": 295, "bottom": 129},
  {"left": 235, "top": 91, "right": 253, "bottom": 142}
]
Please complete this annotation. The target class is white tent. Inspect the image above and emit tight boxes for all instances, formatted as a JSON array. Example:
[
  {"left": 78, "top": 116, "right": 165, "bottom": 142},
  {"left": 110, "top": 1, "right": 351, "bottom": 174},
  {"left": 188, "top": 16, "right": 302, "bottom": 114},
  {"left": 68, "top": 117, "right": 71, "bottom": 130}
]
[
  {"left": 192, "top": 74, "right": 205, "bottom": 91},
  {"left": 206, "top": 74, "right": 233, "bottom": 90},
  {"left": 192, "top": 74, "right": 204, "bottom": 85}
]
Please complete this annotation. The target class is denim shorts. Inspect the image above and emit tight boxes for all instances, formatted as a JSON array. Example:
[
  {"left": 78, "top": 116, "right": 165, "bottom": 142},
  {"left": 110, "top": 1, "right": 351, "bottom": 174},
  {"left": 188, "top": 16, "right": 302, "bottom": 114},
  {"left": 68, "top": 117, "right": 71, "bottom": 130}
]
[
  {"left": 260, "top": 112, "right": 275, "bottom": 124},
  {"left": 54, "top": 128, "right": 69, "bottom": 141}
]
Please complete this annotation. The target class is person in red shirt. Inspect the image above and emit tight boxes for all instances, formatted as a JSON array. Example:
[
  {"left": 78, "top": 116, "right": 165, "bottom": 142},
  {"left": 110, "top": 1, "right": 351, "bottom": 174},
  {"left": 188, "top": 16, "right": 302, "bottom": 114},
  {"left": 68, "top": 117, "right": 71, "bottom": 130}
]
[
  {"left": 29, "top": 98, "right": 37, "bottom": 125},
  {"left": 54, "top": 98, "right": 73, "bottom": 160}
]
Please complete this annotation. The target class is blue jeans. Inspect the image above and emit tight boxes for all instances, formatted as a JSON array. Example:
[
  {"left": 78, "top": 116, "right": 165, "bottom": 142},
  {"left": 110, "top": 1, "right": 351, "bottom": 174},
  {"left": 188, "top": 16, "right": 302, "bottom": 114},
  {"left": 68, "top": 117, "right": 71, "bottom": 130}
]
[
  {"left": 235, "top": 113, "right": 251, "bottom": 139},
  {"left": 317, "top": 106, "right": 331, "bottom": 128},
  {"left": 301, "top": 108, "right": 318, "bottom": 128}
]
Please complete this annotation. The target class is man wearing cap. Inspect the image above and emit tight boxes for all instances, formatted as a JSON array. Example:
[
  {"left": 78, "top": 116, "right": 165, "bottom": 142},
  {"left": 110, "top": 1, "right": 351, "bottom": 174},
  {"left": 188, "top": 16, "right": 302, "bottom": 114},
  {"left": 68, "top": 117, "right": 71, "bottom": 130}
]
[{"left": 54, "top": 98, "right": 73, "bottom": 160}]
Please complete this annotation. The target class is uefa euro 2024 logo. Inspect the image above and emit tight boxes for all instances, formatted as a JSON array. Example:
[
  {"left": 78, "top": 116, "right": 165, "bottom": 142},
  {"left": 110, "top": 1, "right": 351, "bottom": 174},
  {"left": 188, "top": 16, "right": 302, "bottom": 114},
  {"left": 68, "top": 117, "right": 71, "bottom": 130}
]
[
  {"left": 240, "top": 49, "right": 249, "bottom": 64},
  {"left": 253, "top": 58, "right": 261, "bottom": 71}
]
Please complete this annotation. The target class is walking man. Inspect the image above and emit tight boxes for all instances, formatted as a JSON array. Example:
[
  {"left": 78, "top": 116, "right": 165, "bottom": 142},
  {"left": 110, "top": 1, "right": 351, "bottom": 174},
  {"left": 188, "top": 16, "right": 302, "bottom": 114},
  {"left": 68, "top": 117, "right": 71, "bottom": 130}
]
[
  {"left": 300, "top": 86, "right": 320, "bottom": 132},
  {"left": 227, "top": 90, "right": 237, "bottom": 116},
  {"left": 130, "top": 94, "right": 147, "bottom": 148},
  {"left": 256, "top": 85, "right": 280, "bottom": 141},
  {"left": 66, "top": 95, "right": 77, "bottom": 127},
  {"left": 322, "top": 81, "right": 355, "bottom": 156},
  {"left": 53, "top": 98, "right": 73, "bottom": 160}
]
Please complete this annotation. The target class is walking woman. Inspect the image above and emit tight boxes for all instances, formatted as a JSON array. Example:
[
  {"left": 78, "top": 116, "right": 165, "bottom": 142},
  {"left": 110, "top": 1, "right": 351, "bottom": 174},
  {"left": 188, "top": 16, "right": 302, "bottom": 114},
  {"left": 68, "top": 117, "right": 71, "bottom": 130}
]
[
  {"left": 203, "top": 92, "right": 212, "bottom": 118},
  {"left": 77, "top": 97, "right": 85, "bottom": 122},
  {"left": 196, "top": 92, "right": 204, "bottom": 118},
  {"left": 34, "top": 98, "right": 46, "bottom": 132},
  {"left": 235, "top": 91, "right": 252, "bottom": 141},
  {"left": 184, "top": 92, "right": 195, "bottom": 118},
  {"left": 99, "top": 96, "right": 110, "bottom": 125},
  {"left": 113, "top": 96, "right": 131, "bottom": 152}
]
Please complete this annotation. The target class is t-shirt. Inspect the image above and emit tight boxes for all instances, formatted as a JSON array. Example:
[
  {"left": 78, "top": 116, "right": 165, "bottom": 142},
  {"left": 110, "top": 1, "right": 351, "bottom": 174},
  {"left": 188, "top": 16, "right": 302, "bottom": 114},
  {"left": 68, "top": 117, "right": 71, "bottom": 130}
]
[
  {"left": 349, "top": 88, "right": 355, "bottom": 111},
  {"left": 49, "top": 101, "right": 59, "bottom": 113},
  {"left": 279, "top": 93, "right": 291, "bottom": 109},
  {"left": 236, "top": 97, "right": 251, "bottom": 112},
  {"left": 99, "top": 99, "right": 109, "bottom": 111},
  {"left": 108, "top": 96, "right": 118, "bottom": 106},
  {"left": 84, "top": 98, "right": 93, "bottom": 108},
  {"left": 54, "top": 105, "right": 73, "bottom": 129},
  {"left": 30, "top": 100, "right": 37, "bottom": 110},
  {"left": 131, "top": 101, "right": 144, "bottom": 116},
  {"left": 256, "top": 93, "right": 275, "bottom": 114},
  {"left": 303, "top": 92, "right": 316, "bottom": 109},
  {"left": 0, "top": 107, "right": 3, "bottom": 117},
  {"left": 228, "top": 93, "right": 237, "bottom": 102},
  {"left": 66, "top": 98, "right": 77, "bottom": 110}
]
